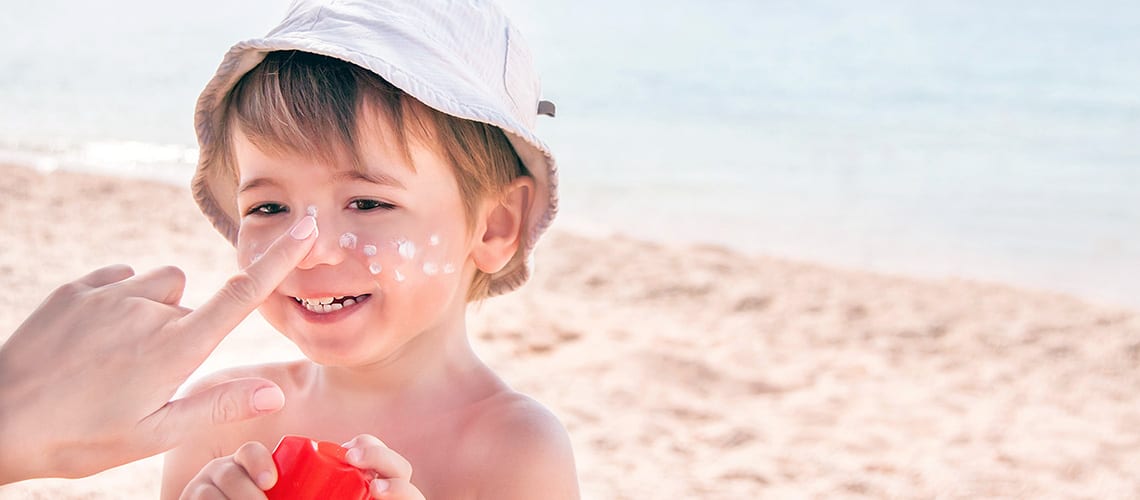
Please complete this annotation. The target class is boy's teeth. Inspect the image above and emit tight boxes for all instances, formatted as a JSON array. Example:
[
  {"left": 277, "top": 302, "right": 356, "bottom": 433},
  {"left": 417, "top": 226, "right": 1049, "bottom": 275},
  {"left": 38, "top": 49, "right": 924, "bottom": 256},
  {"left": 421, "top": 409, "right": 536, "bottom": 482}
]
[
  {"left": 294, "top": 295, "right": 364, "bottom": 314},
  {"left": 298, "top": 296, "right": 340, "bottom": 306}
]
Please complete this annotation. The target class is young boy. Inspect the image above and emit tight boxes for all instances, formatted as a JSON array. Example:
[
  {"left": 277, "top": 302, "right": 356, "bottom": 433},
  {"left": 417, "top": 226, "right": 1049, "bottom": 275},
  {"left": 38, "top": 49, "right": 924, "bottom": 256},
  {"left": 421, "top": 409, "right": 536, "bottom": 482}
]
[{"left": 161, "top": 1, "right": 577, "bottom": 498}]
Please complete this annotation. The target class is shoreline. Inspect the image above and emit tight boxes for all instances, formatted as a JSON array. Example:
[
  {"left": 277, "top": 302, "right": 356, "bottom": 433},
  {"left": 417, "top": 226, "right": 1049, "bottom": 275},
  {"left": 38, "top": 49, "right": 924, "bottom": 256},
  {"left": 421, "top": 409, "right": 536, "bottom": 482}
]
[{"left": 2, "top": 163, "right": 1138, "bottom": 498}]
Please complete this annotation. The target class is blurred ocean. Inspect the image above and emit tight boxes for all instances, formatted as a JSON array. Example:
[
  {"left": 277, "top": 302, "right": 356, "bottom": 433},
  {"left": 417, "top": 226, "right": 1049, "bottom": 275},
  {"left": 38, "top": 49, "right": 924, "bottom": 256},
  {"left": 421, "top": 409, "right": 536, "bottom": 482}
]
[{"left": 1, "top": 0, "right": 1137, "bottom": 308}]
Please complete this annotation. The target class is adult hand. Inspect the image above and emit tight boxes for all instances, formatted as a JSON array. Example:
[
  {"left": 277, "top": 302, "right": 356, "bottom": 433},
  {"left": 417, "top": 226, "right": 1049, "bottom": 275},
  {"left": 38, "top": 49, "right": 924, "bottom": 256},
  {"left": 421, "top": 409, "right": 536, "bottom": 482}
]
[{"left": 0, "top": 215, "right": 317, "bottom": 484}]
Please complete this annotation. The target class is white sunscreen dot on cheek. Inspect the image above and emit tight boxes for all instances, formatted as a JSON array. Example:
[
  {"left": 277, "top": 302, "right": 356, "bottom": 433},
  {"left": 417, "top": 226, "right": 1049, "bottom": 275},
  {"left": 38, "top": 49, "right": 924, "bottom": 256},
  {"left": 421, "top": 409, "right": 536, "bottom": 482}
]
[
  {"left": 423, "top": 262, "right": 439, "bottom": 276},
  {"left": 442, "top": 263, "right": 457, "bottom": 274},
  {"left": 362, "top": 244, "right": 377, "bottom": 257},
  {"left": 339, "top": 232, "right": 357, "bottom": 249},
  {"left": 397, "top": 240, "right": 417, "bottom": 260},
  {"left": 245, "top": 242, "right": 262, "bottom": 265},
  {"left": 429, "top": 234, "right": 440, "bottom": 246},
  {"left": 394, "top": 269, "right": 406, "bottom": 282},
  {"left": 369, "top": 262, "right": 383, "bottom": 275}
]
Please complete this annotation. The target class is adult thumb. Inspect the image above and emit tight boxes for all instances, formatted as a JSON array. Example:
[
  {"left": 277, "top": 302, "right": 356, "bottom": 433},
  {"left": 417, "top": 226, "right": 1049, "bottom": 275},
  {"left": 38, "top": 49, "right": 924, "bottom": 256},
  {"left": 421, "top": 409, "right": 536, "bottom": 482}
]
[{"left": 143, "top": 379, "right": 285, "bottom": 449}]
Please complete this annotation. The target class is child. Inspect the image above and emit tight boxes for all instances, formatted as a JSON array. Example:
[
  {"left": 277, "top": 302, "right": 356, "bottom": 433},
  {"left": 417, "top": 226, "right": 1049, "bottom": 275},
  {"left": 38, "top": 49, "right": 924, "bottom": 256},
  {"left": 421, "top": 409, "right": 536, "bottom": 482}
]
[{"left": 160, "top": 1, "right": 577, "bottom": 498}]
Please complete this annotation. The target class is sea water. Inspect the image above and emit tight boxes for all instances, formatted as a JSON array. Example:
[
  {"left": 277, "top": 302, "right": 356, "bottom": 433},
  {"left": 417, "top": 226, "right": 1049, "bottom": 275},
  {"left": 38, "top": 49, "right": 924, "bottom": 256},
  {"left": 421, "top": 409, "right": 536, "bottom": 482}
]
[{"left": 2, "top": 0, "right": 1137, "bottom": 307}]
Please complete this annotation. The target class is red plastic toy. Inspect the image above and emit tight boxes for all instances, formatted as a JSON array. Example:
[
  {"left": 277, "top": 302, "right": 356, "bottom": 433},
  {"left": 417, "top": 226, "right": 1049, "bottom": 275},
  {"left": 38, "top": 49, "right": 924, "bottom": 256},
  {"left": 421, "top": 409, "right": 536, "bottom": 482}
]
[{"left": 265, "top": 435, "right": 372, "bottom": 500}]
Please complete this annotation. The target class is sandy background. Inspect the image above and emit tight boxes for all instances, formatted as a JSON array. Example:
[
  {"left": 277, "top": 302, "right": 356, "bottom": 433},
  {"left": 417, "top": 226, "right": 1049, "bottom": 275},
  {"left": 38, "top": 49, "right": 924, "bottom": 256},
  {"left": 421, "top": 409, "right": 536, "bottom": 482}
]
[{"left": 1, "top": 163, "right": 1138, "bottom": 499}]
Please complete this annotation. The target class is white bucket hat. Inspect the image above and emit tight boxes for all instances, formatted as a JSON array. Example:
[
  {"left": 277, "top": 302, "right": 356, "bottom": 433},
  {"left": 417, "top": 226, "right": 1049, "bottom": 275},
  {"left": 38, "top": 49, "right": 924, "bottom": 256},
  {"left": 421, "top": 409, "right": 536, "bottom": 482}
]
[{"left": 192, "top": 0, "right": 557, "bottom": 296}]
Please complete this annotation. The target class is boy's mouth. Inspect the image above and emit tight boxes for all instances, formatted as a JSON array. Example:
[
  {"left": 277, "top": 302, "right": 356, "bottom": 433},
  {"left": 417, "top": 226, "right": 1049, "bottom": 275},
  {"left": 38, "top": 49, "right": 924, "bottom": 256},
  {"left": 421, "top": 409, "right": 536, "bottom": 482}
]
[{"left": 291, "top": 294, "right": 371, "bottom": 314}]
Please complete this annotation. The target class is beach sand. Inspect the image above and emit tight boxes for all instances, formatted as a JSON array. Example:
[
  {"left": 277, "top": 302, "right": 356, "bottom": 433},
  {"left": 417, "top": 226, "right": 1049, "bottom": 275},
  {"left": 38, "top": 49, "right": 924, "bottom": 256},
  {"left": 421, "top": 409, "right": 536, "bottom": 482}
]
[{"left": 1, "top": 163, "right": 1137, "bottom": 499}]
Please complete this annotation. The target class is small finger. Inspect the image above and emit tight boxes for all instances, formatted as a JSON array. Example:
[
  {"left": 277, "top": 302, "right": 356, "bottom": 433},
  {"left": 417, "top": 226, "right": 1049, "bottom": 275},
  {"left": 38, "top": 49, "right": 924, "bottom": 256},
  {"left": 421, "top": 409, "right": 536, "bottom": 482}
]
[
  {"left": 177, "top": 215, "right": 317, "bottom": 354},
  {"left": 343, "top": 435, "right": 412, "bottom": 480},
  {"left": 371, "top": 477, "right": 425, "bottom": 500},
  {"left": 75, "top": 264, "right": 135, "bottom": 288},
  {"left": 234, "top": 441, "right": 278, "bottom": 491},
  {"left": 179, "top": 481, "right": 227, "bottom": 500},
  {"left": 343, "top": 433, "right": 387, "bottom": 449},
  {"left": 204, "top": 454, "right": 268, "bottom": 499},
  {"left": 107, "top": 265, "right": 187, "bottom": 305}
]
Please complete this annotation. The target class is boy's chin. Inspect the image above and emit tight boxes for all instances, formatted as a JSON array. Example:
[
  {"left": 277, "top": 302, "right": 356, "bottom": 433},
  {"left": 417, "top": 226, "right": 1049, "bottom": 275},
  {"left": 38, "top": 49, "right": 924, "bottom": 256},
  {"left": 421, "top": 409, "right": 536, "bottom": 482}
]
[
  {"left": 288, "top": 330, "right": 394, "bottom": 367},
  {"left": 295, "top": 343, "right": 371, "bottom": 367}
]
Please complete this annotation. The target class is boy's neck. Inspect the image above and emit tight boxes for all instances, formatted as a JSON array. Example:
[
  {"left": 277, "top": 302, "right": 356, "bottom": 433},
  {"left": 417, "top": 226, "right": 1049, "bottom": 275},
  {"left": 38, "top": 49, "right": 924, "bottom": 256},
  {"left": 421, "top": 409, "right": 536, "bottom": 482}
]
[{"left": 307, "top": 310, "right": 504, "bottom": 414}]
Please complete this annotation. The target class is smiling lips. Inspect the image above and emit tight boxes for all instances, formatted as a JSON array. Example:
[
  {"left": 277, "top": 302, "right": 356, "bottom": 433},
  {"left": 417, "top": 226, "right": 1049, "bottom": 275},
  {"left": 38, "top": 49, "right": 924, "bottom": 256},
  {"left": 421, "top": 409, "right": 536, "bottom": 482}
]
[{"left": 292, "top": 294, "right": 371, "bottom": 314}]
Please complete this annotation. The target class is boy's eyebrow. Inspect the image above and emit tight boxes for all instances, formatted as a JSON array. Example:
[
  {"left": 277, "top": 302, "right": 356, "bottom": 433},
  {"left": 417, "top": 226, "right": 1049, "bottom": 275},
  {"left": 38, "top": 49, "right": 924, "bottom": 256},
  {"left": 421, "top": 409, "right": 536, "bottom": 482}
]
[
  {"left": 237, "top": 170, "right": 404, "bottom": 194},
  {"left": 237, "top": 177, "right": 281, "bottom": 194},
  {"left": 333, "top": 169, "right": 405, "bottom": 189}
]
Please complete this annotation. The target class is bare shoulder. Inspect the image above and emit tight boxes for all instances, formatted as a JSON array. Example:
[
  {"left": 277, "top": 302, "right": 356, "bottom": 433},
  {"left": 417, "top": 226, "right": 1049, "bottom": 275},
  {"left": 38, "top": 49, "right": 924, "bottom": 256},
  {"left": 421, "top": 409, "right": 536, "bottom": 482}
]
[{"left": 459, "top": 392, "right": 580, "bottom": 499}]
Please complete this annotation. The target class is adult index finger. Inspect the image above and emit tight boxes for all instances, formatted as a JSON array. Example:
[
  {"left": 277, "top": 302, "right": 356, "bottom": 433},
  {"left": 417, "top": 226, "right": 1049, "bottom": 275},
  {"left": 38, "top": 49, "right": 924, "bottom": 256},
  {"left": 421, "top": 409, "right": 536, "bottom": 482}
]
[{"left": 175, "top": 215, "right": 317, "bottom": 354}]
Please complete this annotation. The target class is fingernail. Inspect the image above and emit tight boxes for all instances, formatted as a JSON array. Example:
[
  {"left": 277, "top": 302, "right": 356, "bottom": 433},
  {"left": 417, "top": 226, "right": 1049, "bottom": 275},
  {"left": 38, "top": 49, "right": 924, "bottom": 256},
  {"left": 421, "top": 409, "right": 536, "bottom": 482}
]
[
  {"left": 346, "top": 447, "right": 362, "bottom": 463},
  {"left": 290, "top": 216, "right": 317, "bottom": 240},
  {"left": 251, "top": 386, "right": 285, "bottom": 412},
  {"left": 371, "top": 478, "right": 390, "bottom": 494},
  {"left": 256, "top": 471, "right": 274, "bottom": 490}
]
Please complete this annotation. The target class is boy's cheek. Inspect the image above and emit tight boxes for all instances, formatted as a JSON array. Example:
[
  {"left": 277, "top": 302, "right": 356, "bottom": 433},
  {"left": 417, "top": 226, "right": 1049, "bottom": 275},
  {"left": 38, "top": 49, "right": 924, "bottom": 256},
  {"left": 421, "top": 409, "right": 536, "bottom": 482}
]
[
  {"left": 340, "top": 227, "right": 464, "bottom": 284},
  {"left": 236, "top": 224, "right": 274, "bottom": 266},
  {"left": 237, "top": 240, "right": 264, "bottom": 267}
]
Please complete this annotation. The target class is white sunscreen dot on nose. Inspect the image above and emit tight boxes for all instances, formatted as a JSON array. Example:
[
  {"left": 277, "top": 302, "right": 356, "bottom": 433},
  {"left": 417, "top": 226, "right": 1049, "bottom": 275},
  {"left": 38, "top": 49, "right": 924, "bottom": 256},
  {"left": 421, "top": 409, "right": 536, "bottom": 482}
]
[
  {"left": 423, "top": 262, "right": 439, "bottom": 276},
  {"left": 442, "top": 263, "right": 457, "bottom": 274},
  {"left": 397, "top": 240, "right": 417, "bottom": 260},
  {"left": 369, "top": 262, "right": 383, "bottom": 275},
  {"left": 339, "top": 232, "right": 357, "bottom": 249},
  {"left": 394, "top": 269, "right": 406, "bottom": 282},
  {"left": 304, "top": 206, "right": 320, "bottom": 237},
  {"left": 362, "top": 244, "right": 377, "bottom": 257},
  {"left": 428, "top": 234, "right": 440, "bottom": 246}
]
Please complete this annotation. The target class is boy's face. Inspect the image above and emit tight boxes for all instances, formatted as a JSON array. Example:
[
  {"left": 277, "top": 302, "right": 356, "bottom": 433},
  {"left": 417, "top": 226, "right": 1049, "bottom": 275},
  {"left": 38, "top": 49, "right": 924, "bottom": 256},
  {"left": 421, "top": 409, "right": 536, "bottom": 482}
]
[{"left": 232, "top": 112, "right": 473, "bottom": 366}]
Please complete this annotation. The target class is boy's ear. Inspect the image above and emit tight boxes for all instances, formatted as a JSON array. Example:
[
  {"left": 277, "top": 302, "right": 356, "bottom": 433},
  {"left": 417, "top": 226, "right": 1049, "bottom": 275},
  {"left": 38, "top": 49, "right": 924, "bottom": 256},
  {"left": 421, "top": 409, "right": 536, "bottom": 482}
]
[{"left": 471, "top": 177, "right": 534, "bottom": 275}]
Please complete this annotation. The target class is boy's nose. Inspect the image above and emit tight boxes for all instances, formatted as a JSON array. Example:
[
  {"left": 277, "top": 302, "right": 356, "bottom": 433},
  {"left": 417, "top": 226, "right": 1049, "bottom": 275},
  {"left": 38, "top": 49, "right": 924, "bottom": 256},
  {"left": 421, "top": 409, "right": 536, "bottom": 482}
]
[{"left": 295, "top": 217, "right": 348, "bottom": 270}]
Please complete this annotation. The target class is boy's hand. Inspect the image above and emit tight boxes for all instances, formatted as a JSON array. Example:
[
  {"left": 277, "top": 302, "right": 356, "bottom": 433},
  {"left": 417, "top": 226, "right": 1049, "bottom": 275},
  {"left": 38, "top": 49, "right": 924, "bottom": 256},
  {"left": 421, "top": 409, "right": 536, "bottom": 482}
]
[
  {"left": 0, "top": 215, "right": 317, "bottom": 484},
  {"left": 342, "top": 434, "right": 426, "bottom": 500},
  {"left": 180, "top": 441, "right": 277, "bottom": 500}
]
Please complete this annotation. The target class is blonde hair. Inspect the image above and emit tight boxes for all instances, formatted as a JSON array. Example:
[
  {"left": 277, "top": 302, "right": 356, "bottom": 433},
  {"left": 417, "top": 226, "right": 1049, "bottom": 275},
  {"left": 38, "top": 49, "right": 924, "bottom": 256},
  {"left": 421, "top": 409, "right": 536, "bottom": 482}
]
[{"left": 219, "top": 51, "right": 529, "bottom": 301}]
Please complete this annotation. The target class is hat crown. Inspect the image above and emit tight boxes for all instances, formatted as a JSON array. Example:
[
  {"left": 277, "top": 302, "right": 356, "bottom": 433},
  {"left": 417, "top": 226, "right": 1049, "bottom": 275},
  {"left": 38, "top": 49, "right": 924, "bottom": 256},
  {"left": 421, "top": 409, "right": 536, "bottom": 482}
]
[{"left": 270, "top": 0, "right": 542, "bottom": 129}]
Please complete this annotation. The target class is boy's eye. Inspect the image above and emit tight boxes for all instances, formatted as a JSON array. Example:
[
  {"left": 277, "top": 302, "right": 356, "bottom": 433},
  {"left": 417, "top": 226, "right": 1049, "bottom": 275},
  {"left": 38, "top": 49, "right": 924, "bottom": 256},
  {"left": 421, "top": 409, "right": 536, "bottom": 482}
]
[
  {"left": 246, "top": 203, "right": 288, "bottom": 216},
  {"left": 350, "top": 199, "right": 396, "bottom": 211}
]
